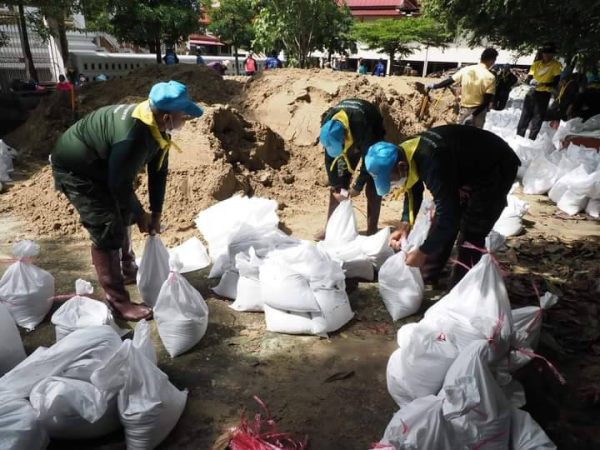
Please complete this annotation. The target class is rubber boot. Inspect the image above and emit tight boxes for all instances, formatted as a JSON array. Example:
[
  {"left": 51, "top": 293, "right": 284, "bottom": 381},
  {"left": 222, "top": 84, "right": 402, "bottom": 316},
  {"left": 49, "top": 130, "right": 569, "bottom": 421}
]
[
  {"left": 91, "top": 245, "right": 152, "bottom": 321},
  {"left": 121, "top": 226, "right": 138, "bottom": 285},
  {"left": 365, "top": 181, "right": 382, "bottom": 236}
]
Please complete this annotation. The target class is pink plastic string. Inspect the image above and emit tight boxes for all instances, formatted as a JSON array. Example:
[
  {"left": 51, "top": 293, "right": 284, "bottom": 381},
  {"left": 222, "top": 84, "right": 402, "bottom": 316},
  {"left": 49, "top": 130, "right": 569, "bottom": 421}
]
[
  {"left": 167, "top": 271, "right": 177, "bottom": 285},
  {"left": 0, "top": 257, "right": 35, "bottom": 264},
  {"left": 487, "top": 310, "right": 506, "bottom": 352},
  {"left": 516, "top": 348, "right": 567, "bottom": 385},
  {"left": 461, "top": 242, "right": 508, "bottom": 277},
  {"left": 450, "top": 258, "right": 472, "bottom": 272}
]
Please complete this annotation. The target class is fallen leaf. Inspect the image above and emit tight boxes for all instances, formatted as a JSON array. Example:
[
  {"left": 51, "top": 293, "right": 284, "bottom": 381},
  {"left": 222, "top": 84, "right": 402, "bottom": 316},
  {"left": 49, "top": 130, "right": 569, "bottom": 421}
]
[{"left": 324, "top": 371, "right": 355, "bottom": 383}]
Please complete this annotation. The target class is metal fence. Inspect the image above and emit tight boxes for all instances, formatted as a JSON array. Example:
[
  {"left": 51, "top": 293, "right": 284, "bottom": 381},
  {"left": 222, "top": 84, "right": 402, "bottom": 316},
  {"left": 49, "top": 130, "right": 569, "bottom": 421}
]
[{"left": 0, "top": 10, "right": 54, "bottom": 90}]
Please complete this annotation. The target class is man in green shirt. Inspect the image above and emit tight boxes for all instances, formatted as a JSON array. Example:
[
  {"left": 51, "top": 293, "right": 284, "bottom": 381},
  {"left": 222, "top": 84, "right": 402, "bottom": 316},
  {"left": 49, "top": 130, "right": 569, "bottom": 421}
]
[{"left": 51, "top": 81, "right": 203, "bottom": 321}]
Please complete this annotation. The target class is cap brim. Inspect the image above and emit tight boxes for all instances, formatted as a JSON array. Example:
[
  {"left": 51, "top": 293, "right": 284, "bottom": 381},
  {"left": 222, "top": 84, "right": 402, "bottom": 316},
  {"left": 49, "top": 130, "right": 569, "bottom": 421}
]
[
  {"left": 324, "top": 140, "right": 343, "bottom": 158},
  {"left": 183, "top": 101, "right": 204, "bottom": 118},
  {"left": 372, "top": 173, "right": 391, "bottom": 196}
]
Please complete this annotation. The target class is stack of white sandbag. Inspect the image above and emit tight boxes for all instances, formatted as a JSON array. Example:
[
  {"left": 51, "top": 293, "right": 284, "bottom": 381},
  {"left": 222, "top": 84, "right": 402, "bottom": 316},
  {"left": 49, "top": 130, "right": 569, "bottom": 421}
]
[
  {"left": 552, "top": 114, "right": 600, "bottom": 149},
  {"left": 154, "top": 255, "right": 209, "bottom": 357},
  {"left": 137, "top": 235, "right": 170, "bottom": 307},
  {"left": 377, "top": 340, "right": 557, "bottom": 449},
  {"left": 51, "top": 279, "right": 125, "bottom": 340},
  {"left": 0, "top": 139, "right": 16, "bottom": 185},
  {"left": 378, "top": 200, "right": 433, "bottom": 320},
  {"left": 0, "top": 240, "right": 55, "bottom": 330},
  {"left": 167, "top": 237, "right": 211, "bottom": 273},
  {"left": 195, "top": 195, "right": 298, "bottom": 300},
  {"left": 493, "top": 185, "right": 530, "bottom": 237},
  {"left": 261, "top": 242, "right": 354, "bottom": 336},
  {"left": 317, "top": 200, "right": 394, "bottom": 281},
  {"left": 484, "top": 107, "right": 522, "bottom": 139}
]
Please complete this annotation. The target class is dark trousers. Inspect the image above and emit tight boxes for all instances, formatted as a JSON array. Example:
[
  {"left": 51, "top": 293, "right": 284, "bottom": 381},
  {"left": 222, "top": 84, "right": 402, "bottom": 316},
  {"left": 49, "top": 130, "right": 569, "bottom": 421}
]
[
  {"left": 517, "top": 90, "right": 552, "bottom": 140},
  {"left": 421, "top": 159, "right": 519, "bottom": 286},
  {"left": 52, "top": 166, "right": 133, "bottom": 250}
]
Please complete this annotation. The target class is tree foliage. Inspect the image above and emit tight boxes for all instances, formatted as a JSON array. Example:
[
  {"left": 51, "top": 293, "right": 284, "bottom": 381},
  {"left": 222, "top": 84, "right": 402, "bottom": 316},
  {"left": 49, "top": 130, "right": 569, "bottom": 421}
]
[
  {"left": 352, "top": 17, "right": 452, "bottom": 66},
  {"left": 425, "top": 0, "right": 600, "bottom": 69},
  {"left": 206, "top": 0, "right": 255, "bottom": 74},
  {"left": 96, "top": 0, "right": 200, "bottom": 63},
  {"left": 252, "top": 0, "right": 354, "bottom": 68}
]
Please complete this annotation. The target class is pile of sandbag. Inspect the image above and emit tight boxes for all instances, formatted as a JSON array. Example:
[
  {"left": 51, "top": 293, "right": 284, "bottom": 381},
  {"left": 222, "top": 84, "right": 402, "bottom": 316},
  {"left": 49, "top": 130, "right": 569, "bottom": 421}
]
[
  {"left": 0, "top": 240, "right": 55, "bottom": 330},
  {"left": 195, "top": 196, "right": 355, "bottom": 335},
  {"left": 484, "top": 107, "right": 523, "bottom": 140},
  {"left": 0, "top": 322, "right": 186, "bottom": 448},
  {"left": 317, "top": 200, "right": 394, "bottom": 281},
  {"left": 378, "top": 232, "right": 560, "bottom": 448},
  {"left": 377, "top": 200, "right": 433, "bottom": 320}
]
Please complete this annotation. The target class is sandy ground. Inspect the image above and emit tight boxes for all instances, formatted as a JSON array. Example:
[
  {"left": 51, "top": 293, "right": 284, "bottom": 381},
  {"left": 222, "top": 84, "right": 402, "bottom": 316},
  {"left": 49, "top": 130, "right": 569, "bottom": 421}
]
[{"left": 1, "top": 67, "right": 599, "bottom": 449}]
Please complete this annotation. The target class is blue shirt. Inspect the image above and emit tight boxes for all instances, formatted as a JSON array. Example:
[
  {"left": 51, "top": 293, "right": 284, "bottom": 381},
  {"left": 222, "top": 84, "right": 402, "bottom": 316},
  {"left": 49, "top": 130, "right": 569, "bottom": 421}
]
[{"left": 373, "top": 63, "right": 385, "bottom": 76}]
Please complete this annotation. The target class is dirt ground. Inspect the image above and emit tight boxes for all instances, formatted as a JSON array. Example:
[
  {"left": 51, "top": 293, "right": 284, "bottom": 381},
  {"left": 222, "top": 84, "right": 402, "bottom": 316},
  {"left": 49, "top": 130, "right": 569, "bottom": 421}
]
[{"left": 1, "top": 67, "right": 600, "bottom": 449}]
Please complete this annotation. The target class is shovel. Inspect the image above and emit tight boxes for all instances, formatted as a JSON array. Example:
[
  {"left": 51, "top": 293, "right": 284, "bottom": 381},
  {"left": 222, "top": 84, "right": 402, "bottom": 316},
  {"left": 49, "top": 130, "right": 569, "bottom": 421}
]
[{"left": 414, "top": 81, "right": 430, "bottom": 120}]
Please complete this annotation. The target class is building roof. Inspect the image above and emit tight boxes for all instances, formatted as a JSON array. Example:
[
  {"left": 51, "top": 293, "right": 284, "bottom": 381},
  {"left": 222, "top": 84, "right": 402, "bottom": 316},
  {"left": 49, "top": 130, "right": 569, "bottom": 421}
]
[
  {"left": 344, "top": 0, "right": 418, "bottom": 9},
  {"left": 188, "top": 34, "right": 224, "bottom": 46}
]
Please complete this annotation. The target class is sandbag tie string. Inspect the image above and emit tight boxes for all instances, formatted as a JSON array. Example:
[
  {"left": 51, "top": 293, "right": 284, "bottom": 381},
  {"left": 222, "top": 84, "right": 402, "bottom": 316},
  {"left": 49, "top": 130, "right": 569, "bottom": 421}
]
[
  {"left": 461, "top": 242, "right": 508, "bottom": 277},
  {"left": 487, "top": 310, "right": 506, "bottom": 352},
  {"left": 0, "top": 257, "right": 35, "bottom": 264},
  {"left": 515, "top": 348, "right": 566, "bottom": 385}
]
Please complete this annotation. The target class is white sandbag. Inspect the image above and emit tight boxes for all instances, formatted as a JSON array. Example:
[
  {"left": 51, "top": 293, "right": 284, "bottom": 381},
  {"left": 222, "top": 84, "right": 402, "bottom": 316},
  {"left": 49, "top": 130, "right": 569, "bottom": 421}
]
[
  {"left": 378, "top": 395, "right": 457, "bottom": 449},
  {"left": 230, "top": 248, "right": 264, "bottom": 312},
  {"left": 442, "top": 340, "right": 511, "bottom": 450},
  {"left": 259, "top": 260, "right": 320, "bottom": 313},
  {"left": 549, "top": 165, "right": 589, "bottom": 203},
  {"left": 51, "top": 279, "right": 124, "bottom": 340},
  {"left": 324, "top": 199, "right": 358, "bottom": 243},
  {"left": 263, "top": 305, "right": 327, "bottom": 336},
  {"left": 510, "top": 407, "right": 557, "bottom": 449},
  {"left": 341, "top": 259, "right": 374, "bottom": 280},
  {"left": 557, "top": 189, "right": 589, "bottom": 215},
  {"left": 356, "top": 227, "right": 394, "bottom": 268},
  {"left": 137, "top": 235, "right": 170, "bottom": 307},
  {"left": 154, "top": 255, "right": 209, "bottom": 358},
  {"left": 387, "top": 325, "right": 458, "bottom": 407},
  {"left": 0, "top": 140, "right": 16, "bottom": 183},
  {"left": 493, "top": 195, "right": 529, "bottom": 237},
  {"left": 0, "top": 326, "right": 121, "bottom": 399},
  {"left": 133, "top": 319, "right": 157, "bottom": 365},
  {"left": 313, "top": 284, "right": 354, "bottom": 333},
  {"left": 0, "top": 396, "right": 48, "bottom": 450},
  {"left": 522, "top": 155, "right": 558, "bottom": 195},
  {"left": 29, "top": 376, "right": 120, "bottom": 440},
  {"left": 168, "top": 237, "right": 210, "bottom": 273},
  {"left": 91, "top": 340, "right": 187, "bottom": 450},
  {"left": 422, "top": 233, "right": 513, "bottom": 362},
  {"left": 512, "top": 291, "right": 558, "bottom": 350},
  {"left": 0, "top": 240, "right": 54, "bottom": 330},
  {"left": 396, "top": 322, "right": 418, "bottom": 347},
  {"left": 212, "top": 269, "right": 239, "bottom": 299},
  {"left": 586, "top": 198, "right": 600, "bottom": 218},
  {"left": 0, "top": 302, "right": 26, "bottom": 376},
  {"left": 379, "top": 251, "right": 424, "bottom": 321}
]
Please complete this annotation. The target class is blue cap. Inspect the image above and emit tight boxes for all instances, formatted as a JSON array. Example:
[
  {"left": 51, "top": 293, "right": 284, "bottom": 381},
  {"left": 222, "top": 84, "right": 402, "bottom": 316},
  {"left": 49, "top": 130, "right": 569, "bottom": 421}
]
[
  {"left": 149, "top": 80, "right": 203, "bottom": 117},
  {"left": 320, "top": 119, "right": 345, "bottom": 157},
  {"left": 365, "top": 142, "right": 399, "bottom": 196}
]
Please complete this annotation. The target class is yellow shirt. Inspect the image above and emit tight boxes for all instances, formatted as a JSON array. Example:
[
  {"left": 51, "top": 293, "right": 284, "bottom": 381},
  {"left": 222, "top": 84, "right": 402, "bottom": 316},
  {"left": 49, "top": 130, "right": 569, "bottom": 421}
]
[
  {"left": 452, "top": 63, "right": 496, "bottom": 108},
  {"left": 529, "top": 59, "right": 562, "bottom": 92}
]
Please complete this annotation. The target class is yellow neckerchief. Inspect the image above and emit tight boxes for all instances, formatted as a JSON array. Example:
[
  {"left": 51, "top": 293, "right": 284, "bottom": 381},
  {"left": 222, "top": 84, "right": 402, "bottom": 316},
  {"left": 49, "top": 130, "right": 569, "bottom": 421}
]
[
  {"left": 327, "top": 110, "right": 355, "bottom": 173},
  {"left": 132, "top": 100, "right": 182, "bottom": 169},
  {"left": 390, "top": 137, "right": 421, "bottom": 226},
  {"left": 557, "top": 79, "right": 574, "bottom": 103}
]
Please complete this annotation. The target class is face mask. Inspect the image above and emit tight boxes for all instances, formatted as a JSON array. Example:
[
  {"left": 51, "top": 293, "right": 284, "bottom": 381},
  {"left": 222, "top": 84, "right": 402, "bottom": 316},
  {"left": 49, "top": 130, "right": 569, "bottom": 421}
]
[{"left": 166, "top": 115, "right": 179, "bottom": 138}]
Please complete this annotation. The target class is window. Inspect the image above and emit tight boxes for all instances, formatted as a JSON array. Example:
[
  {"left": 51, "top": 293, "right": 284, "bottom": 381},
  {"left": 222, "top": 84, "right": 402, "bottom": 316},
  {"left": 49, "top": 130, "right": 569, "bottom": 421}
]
[
  {"left": 112, "top": 63, "right": 115, "bottom": 70},
  {"left": 84, "top": 63, "right": 88, "bottom": 70},
  {"left": 118, "top": 63, "right": 122, "bottom": 70},
  {"left": 137, "top": 63, "right": 140, "bottom": 68},
  {"left": 105, "top": 63, "right": 109, "bottom": 70},
  {"left": 91, "top": 63, "right": 95, "bottom": 70}
]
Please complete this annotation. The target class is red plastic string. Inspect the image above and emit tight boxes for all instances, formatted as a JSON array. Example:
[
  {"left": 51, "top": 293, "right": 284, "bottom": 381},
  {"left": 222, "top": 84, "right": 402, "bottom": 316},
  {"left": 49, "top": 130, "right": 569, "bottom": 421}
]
[
  {"left": 516, "top": 348, "right": 567, "bottom": 385},
  {"left": 461, "top": 242, "right": 508, "bottom": 277},
  {"left": 0, "top": 257, "right": 35, "bottom": 264},
  {"left": 450, "top": 258, "right": 472, "bottom": 272}
]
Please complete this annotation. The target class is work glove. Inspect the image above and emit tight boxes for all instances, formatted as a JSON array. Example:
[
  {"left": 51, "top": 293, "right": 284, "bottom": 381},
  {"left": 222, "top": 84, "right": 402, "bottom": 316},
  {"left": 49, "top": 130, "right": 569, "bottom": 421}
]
[
  {"left": 529, "top": 79, "right": 539, "bottom": 87},
  {"left": 425, "top": 83, "right": 435, "bottom": 91}
]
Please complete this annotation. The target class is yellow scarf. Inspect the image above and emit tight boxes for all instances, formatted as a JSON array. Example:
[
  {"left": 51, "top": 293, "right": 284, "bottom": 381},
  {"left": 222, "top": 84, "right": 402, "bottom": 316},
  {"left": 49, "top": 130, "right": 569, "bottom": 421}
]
[
  {"left": 328, "top": 110, "right": 355, "bottom": 174},
  {"left": 132, "top": 100, "right": 182, "bottom": 169},
  {"left": 391, "top": 136, "right": 421, "bottom": 226}
]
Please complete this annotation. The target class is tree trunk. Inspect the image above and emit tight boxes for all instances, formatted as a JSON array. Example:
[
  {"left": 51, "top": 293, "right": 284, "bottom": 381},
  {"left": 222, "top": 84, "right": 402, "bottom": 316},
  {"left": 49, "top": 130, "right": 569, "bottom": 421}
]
[
  {"left": 57, "top": 15, "right": 69, "bottom": 64},
  {"left": 234, "top": 46, "right": 239, "bottom": 75},
  {"left": 389, "top": 50, "right": 395, "bottom": 76},
  {"left": 16, "top": 2, "right": 38, "bottom": 82},
  {"left": 154, "top": 36, "right": 161, "bottom": 64}
]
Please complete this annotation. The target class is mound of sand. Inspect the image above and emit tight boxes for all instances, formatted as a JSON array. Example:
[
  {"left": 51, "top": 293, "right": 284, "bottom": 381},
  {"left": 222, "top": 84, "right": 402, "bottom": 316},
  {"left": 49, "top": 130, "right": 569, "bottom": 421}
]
[{"left": 2, "top": 68, "right": 457, "bottom": 245}]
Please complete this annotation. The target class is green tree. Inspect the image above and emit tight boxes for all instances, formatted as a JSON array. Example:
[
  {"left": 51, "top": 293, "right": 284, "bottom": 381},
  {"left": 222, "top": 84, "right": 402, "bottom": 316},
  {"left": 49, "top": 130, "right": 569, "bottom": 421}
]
[
  {"left": 206, "top": 0, "right": 255, "bottom": 75},
  {"left": 425, "top": 0, "right": 600, "bottom": 69},
  {"left": 99, "top": 0, "right": 200, "bottom": 63},
  {"left": 252, "top": 0, "right": 354, "bottom": 69},
  {"left": 321, "top": 3, "right": 356, "bottom": 59},
  {"left": 352, "top": 17, "right": 452, "bottom": 72}
]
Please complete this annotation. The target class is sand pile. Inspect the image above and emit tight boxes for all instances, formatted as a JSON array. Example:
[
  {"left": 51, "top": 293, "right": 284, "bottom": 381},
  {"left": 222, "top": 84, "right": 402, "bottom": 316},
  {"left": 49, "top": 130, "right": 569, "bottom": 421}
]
[{"left": 2, "top": 68, "right": 457, "bottom": 245}]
